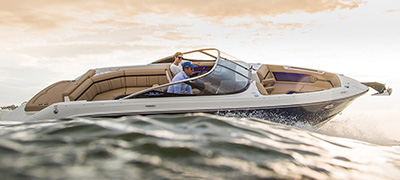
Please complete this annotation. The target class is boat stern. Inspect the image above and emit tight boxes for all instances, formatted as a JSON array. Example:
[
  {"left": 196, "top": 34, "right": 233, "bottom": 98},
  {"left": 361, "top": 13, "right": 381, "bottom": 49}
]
[{"left": 1, "top": 102, "right": 33, "bottom": 121}]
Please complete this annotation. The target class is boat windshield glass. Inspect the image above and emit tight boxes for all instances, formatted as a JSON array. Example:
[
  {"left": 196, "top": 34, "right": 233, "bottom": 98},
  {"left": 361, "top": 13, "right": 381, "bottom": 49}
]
[
  {"left": 189, "top": 59, "right": 251, "bottom": 95},
  {"left": 220, "top": 52, "right": 251, "bottom": 69}
]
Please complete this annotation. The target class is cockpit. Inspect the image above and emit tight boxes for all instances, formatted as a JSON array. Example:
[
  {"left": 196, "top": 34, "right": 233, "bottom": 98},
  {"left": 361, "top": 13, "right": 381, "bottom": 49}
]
[{"left": 124, "top": 49, "right": 252, "bottom": 98}]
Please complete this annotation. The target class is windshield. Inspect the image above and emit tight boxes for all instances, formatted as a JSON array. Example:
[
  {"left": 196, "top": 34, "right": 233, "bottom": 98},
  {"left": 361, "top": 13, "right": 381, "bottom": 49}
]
[
  {"left": 220, "top": 51, "right": 251, "bottom": 70},
  {"left": 189, "top": 59, "right": 251, "bottom": 95}
]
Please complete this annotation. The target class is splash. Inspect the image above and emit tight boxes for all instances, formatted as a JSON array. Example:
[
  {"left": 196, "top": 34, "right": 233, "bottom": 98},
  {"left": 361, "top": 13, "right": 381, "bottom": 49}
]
[{"left": 318, "top": 114, "right": 400, "bottom": 146}]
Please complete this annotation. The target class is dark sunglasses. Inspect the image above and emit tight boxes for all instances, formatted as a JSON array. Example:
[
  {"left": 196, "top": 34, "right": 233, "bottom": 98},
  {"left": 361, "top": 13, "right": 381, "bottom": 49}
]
[{"left": 177, "top": 56, "right": 183, "bottom": 59}]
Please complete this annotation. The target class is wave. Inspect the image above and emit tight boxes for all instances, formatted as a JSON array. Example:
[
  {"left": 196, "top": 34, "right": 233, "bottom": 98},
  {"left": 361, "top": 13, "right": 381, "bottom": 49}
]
[{"left": 0, "top": 113, "right": 399, "bottom": 179}]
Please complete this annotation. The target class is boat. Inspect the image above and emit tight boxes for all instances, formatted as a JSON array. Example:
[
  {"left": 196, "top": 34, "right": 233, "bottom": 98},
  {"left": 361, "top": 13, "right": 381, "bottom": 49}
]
[{"left": 2, "top": 48, "right": 392, "bottom": 126}]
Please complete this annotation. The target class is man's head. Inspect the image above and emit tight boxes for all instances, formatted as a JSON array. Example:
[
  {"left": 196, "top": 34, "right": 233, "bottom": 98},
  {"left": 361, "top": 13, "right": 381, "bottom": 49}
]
[{"left": 182, "top": 61, "right": 197, "bottom": 76}]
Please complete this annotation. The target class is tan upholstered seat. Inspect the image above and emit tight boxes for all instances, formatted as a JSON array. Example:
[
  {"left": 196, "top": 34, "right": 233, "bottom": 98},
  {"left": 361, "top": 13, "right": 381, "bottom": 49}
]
[
  {"left": 69, "top": 78, "right": 95, "bottom": 101},
  {"left": 61, "top": 70, "right": 96, "bottom": 98},
  {"left": 165, "top": 64, "right": 173, "bottom": 82},
  {"left": 256, "top": 82, "right": 269, "bottom": 95},
  {"left": 25, "top": 70, "right": 96, "bottom": 111},
  {"left": 25, "top": 68, "right": 170, "bottom": 111},
  {"left": 92, "top": 88, "right": 126, "bottom": 101},
  {"left": 256, "top": 65, "right": 276, "bottom": 94}
]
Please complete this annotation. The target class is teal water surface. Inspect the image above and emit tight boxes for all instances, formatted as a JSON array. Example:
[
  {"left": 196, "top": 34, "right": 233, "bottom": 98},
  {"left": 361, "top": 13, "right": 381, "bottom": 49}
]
[{"left": 0, "top": 111, "right": 399, "bottom": 179}]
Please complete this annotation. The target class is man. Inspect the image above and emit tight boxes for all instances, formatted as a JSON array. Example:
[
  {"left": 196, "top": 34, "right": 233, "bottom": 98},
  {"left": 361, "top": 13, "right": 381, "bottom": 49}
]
[{"left": 167, "top": 61, "right": 197, "bottom": 94}]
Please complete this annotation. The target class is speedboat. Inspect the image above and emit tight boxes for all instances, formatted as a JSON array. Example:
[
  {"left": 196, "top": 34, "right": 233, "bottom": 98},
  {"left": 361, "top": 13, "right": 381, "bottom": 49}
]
[{"left": 2, "top": 48, "right": 392, "bottom": 126}]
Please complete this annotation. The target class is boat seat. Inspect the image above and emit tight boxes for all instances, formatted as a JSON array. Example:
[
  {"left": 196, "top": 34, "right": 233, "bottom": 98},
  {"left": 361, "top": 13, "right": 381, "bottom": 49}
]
[
  {"left": 272, "top": 83, "right": 304, "bottom": 95},
  {"left": 257, "top": 65, "right": 276, "bottom": 94},
  {"left": 25, "top": 81, "right": 74, "bottom": 111},
  {"left": 256, "top": 82, "right": 269, "bottom": 95},
  {"left": 301, "top": 81, "right": 332, "bottom": 92},
  {"left": 69, "top": 68, "right": 169, "bottom": 101},
  {"left": 69, "top": 78, "right": 95, "bottom": 101},
  {"left": 24, "top": 69, "right": 97, "bottom": 111},
  {"left": 125, "top": 69, "right": 169, "bottom": 87},
  {"left": 91, "top": 71, "right": 126, "bottom": 92},
  {"left": 272, "top": 81, "right": 332, "bottom": 94},
  {"left": 61, "top": 70, "right": 96, "bottom": 98},
  {"left": 165, "top": 64, "right": 173, "bottom": 82},
  {"left": 92, "top": 88, "right": 126, "bottom": 101}
]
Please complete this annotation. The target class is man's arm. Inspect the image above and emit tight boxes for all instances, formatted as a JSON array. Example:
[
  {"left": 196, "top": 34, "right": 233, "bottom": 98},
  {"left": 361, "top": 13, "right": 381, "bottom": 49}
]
[{"left": 186, "top": 84, "right": 193, "bottom": 94}]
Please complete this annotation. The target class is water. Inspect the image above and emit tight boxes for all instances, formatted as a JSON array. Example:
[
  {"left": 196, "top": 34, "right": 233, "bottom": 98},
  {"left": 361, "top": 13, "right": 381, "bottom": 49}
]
[{"left": 1, "top": 110, "right": 399, "bottom": 180}]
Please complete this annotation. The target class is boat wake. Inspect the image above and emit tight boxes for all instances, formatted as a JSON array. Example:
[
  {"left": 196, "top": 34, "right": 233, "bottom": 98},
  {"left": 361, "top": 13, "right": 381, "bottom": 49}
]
[
  {"left": 318, "top": 115, "right": 400, "bottom": 146},
  {"left": 214, "top": 108, "right": 400, "bottom": 146}
]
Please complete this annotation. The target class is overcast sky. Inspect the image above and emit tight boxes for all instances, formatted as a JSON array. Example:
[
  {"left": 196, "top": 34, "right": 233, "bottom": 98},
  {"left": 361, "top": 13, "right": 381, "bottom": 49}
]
[{"left": 1, "top": 0, "right": 399, "bottom": 98}]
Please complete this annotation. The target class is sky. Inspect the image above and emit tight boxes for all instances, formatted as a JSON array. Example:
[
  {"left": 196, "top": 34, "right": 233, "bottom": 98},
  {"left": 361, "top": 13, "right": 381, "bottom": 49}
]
[{"left": 0, "top": 0, "right": 399, "bottom": 141}]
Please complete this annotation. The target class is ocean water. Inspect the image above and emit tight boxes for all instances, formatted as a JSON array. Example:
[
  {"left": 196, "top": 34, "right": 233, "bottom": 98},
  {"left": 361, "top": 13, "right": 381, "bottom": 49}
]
[{"left": 0, "top": 110, "right": 399, "bottom": 180}]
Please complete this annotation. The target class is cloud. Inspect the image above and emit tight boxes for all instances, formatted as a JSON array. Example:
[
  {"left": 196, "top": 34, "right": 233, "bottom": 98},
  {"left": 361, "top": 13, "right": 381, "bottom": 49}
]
[
  {"left": 0, "top": 0, "right": 368, "bottom": 60},
  {"left": 9, "top": 42, "right": 135, "bottom": 58},
  {"left": 163, "top": 0, "right": 365, "bottom": 17},
  {"left": 0, "top": 0, "right": 365, "bottom": 31},
  {"left": 386, "top": 9, "right": 400, "bottom": 13},
  {"left": 0, "top": 0, "right": 366, "bottom": 52}
]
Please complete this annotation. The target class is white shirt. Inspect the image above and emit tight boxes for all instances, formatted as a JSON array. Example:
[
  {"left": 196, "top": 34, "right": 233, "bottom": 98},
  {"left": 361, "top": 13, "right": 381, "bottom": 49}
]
[{"left": 169, "top": 60, "right": 187, "bottom": 77}]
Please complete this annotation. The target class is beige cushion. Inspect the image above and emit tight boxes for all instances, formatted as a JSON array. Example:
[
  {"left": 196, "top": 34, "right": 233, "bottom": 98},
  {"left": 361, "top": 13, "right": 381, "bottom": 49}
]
[
  {"left": 126, "top": 87, "right": 150, "bottom": 94},
  {"left": 257, "top": 65, "right": 269, "bottom": 80},
  {"left": 92, "top": 88, "right": 126, "bottom": 101},
  {"left": 256, "top": 82, "right": 269, "bottom": 95},
  {"left": 61, "top": 70, "right": 96, "bottom": 97},
  {"left": 69, "top": 78, "right": 94, "bottom": 100}
]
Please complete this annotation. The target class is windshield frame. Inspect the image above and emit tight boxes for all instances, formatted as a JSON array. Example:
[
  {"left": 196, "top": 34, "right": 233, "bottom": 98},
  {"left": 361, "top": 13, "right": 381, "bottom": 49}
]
[{"left": 120, "top": 48, "right": 251, "bottom": 100}]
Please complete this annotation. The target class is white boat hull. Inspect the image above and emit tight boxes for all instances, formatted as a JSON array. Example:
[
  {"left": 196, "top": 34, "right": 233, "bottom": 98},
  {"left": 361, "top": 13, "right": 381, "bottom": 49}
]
[{"left": 5, "top": 74, "right": 368, "bottom": 126}]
